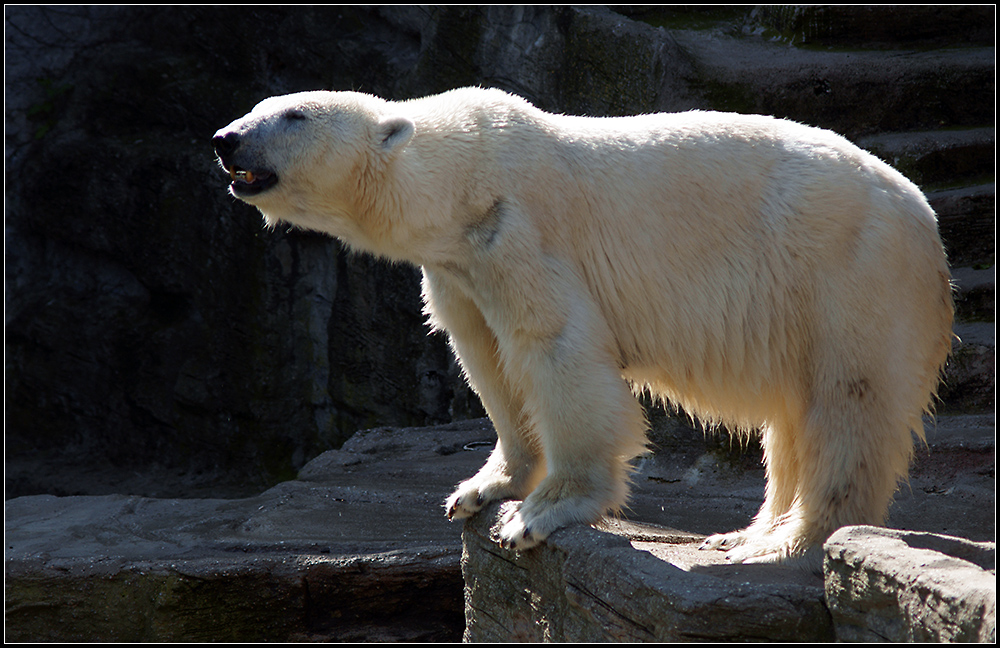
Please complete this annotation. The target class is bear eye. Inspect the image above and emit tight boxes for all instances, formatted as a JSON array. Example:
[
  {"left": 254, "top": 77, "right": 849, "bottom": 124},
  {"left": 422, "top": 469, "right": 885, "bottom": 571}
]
[{"left": 283, "top": 109, "right": 307, "bottom": 122}]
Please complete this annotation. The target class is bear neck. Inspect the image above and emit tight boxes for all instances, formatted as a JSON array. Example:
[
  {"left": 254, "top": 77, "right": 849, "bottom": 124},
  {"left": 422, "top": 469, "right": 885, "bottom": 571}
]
[{"left": 353, "top": 138, "right": 494, "bottom": 270}]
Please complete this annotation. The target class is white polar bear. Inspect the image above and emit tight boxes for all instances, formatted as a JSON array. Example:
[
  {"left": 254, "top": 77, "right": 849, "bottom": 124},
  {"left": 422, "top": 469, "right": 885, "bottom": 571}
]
[{"left": 214, "top": 87, "right": 953, "bottom": 563}]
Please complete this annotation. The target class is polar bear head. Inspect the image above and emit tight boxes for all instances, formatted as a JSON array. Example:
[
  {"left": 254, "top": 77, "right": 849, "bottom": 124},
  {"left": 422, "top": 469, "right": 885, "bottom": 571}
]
[{"left": 213, "top": 91, "right": 415, "bottom": 237}]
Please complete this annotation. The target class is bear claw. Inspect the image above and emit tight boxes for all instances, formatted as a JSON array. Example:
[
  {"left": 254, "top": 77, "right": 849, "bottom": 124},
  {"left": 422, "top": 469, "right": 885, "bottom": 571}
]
[{"left": 499, "top": 529, "right": 531, "bottom": 551}]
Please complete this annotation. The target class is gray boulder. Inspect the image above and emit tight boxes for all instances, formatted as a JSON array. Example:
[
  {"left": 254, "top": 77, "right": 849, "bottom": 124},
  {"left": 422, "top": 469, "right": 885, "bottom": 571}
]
[{"left": 825, "top": 526, "right": 995, "bottom": 642}]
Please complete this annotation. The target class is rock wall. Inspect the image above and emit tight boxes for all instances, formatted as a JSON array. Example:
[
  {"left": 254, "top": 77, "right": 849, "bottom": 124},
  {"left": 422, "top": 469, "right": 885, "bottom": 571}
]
[
  {"left": 5, "top": 6, "right": 474, "bottom": 497},
  {"left": 5, "top": 6, "right": 994, "bottom": 498}
]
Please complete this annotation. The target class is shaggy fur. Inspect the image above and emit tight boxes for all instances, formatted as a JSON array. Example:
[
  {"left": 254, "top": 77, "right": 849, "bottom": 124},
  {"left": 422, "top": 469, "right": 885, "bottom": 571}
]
[{"left": 214, "top": 87, "right": 953, "bottom": 561}]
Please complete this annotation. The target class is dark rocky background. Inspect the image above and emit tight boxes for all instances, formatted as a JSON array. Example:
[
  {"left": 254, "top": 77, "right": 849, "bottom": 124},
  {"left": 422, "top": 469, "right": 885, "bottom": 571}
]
[{"left": 5, "top": 6, "right": 994, "bottom": 500}]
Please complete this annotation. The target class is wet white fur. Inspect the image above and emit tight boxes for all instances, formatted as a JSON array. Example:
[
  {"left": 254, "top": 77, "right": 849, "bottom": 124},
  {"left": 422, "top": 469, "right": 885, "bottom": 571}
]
[{"left": 217, "top": 87, "right": 953, "bottom": 560}]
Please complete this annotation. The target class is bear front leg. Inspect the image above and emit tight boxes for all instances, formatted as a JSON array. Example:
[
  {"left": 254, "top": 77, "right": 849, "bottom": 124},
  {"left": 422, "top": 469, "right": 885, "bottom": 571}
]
[
  {"left": 442, "top": 354, "right": 542, "bottom": 521},
  {"left": 493, "top": 304, "right": 649, "bottom": 551},
  {"left": 422, "top": 270, "right": 546, "bottom": 520}
]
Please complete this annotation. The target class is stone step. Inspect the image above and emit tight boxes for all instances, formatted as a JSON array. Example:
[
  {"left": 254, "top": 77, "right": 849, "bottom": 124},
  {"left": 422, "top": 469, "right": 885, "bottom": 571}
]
[
  {"left": 744, "top": 5, "right": 996, "bottom": 50},
  {"left": 943, "top": 321, "right": 996, "bottom": 414},
  {"left": 952, "top": 265, "right": 996, "bottom": 324},
  {"left": 655, "top": 12, "right": 994, "bottom": 137},
  {"left": 929, "top": 183, "right": 996, "bottom": 268},
  {"left": 856, "top": 127, "right": 995, "bottom": 190},
  {"left": 621, "top": 6, "right": 996, "bottom": 50}
]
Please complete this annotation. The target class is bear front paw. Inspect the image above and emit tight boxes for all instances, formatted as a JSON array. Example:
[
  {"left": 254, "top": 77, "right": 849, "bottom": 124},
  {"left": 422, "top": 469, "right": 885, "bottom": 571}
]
[
  {"left": 444, "top": 487, "right": 485, "bottom": 520},
  {"left": 445, "top": 470, "right": 530, "bottom": 521},
  {"left": 497, "top": 506, "right": 543, "bottom": 551}
]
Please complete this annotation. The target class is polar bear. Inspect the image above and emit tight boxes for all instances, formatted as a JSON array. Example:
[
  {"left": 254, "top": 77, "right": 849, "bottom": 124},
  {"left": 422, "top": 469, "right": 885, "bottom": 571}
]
[{"left": 213, "top": 87, "right": 953, "bottom": 563}]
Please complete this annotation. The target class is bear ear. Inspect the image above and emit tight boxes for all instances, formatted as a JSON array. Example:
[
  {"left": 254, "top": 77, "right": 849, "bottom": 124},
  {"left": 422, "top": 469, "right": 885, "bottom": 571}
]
[{"left": 376, "top": 115, "right": 415, "bottom": 154}]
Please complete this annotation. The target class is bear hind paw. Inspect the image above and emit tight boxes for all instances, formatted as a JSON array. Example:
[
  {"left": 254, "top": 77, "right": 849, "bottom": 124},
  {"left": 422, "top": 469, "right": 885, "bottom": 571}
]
[
  {"left": 700, "top": 529, "right": 751, "bottom": 551},
  {"left": 702, "top": 523, "right": 815, "bottom": 565}
]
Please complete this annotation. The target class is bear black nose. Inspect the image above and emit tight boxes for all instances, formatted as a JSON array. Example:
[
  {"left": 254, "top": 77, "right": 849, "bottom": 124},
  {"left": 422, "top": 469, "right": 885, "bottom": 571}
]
[{"left": 213, "top": 131, "right": 240, "bottom": 159}]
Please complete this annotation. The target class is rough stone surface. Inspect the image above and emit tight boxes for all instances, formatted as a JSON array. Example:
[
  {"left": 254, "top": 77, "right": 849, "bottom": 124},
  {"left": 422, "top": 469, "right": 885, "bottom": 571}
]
[
  {"left": 4, "top": 420, "right": 495, "bottom": 642},
  {"left": 462, "top": 503, "right": 833, "bottom": 642},
  {"left": 6, "top": 415, "right": 992, "bottom": 642},
  {"left": 825, "top": 526, "right": 996, "bottom": 643},
  {"left": 460, "top": 413, "right": 995, "bottom": 642}
]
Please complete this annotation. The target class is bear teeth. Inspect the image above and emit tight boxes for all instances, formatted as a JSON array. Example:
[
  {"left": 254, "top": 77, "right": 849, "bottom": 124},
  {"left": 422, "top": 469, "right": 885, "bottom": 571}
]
[{"left": 230, "top": 168, "right": 256, "bottom": 183}]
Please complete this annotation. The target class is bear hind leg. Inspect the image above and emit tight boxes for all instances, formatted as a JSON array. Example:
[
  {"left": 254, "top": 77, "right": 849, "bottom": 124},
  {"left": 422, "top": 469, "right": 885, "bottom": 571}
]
[
  {"left": 724, "top": 381, "right": 915, "bottom": 564},
  {"left": 701, "top": 416, "right": 802, "bottom": 553}
]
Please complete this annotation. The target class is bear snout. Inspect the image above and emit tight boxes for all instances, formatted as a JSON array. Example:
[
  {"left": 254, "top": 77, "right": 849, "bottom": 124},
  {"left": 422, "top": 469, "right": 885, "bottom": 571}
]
[{"left": 212, "top": 129, "right": 278, "bottom": 197}]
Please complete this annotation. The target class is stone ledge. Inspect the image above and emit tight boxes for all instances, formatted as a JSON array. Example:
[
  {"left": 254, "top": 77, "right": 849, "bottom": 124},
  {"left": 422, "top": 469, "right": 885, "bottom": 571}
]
[
  {"left": 461, "top": 501, "right": 833, "bottom": 642},
  {"left": 462, "top": 505, "right": 996, "bottom": 643},
  {"left": 4, "top": 420, "right": 497, "bottom": 642},
  {"left": 5, "top": 543, "right": 462, "bottom": 642}
]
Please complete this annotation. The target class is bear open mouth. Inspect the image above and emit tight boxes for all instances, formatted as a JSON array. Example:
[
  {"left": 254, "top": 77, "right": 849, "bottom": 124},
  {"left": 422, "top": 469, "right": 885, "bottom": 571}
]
[{"left": 226, "top": 165, "right": 278, "bottom": 197}]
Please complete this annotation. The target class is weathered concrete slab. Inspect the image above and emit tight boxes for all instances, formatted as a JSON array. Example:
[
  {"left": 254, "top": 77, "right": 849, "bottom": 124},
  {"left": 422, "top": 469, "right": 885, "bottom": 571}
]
[{"left": 825, "top": 526, "right": 995, "bottom": 642}]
